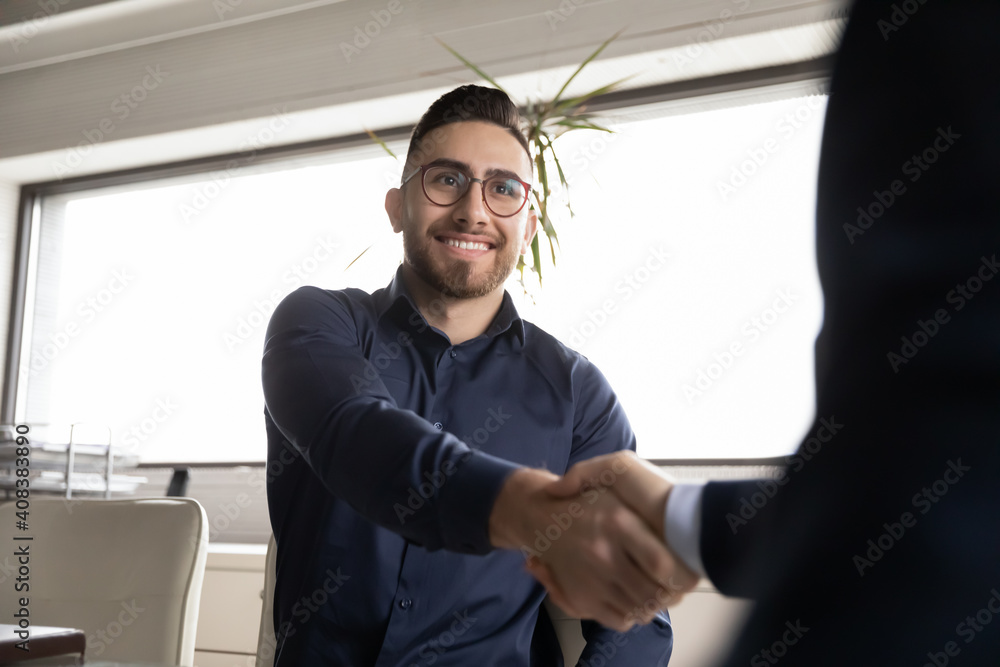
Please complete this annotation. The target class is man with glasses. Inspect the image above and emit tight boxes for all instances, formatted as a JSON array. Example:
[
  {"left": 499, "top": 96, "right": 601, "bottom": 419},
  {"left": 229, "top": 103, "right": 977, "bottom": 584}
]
[{"left": 262, "top": 85, "right": 678, "bottom": 666}]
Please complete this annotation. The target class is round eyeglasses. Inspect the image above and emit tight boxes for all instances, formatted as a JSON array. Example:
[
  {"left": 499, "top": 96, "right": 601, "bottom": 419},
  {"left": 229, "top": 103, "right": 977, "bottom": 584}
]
[{"left": 401, "top": 164, "right": 532, "bottom": 218}]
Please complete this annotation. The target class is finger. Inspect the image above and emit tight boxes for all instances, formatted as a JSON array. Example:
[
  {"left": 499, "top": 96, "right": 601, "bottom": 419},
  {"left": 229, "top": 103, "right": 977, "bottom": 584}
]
[
  {"left": 524, "top": 559, "right": 582, "bottom": 618},
  {"left": 617, "top": 510, "right": 698, "bottom": 605},
  {"left": 603, "top": 459, "right": 673, "bottom": 536},
  {"left": 544, "top": 461, "right": 609, "bottom": 498},
  {"left": 564, "top": 585, "right": 637, "bottom": 634},
  {"left": 546, "top": 452, "right": 634, "bottom": 498},
  {"left": 542, "top": 473, "right": 586, "bottom": 498},
  {"left": 527, "top": 558, "right": 635, "bottom": 631},
  {"left": 593, "top": 599, "right": 639, "bottom": 634},
  {"left": 601, "top": 520, "right": 672, "bottom": 624},
  {"left": 608, "top": 554, "right": 669, "bottom": 624},
  {"left": 602, "top": 580, "right": 646, "bottom": 631}
]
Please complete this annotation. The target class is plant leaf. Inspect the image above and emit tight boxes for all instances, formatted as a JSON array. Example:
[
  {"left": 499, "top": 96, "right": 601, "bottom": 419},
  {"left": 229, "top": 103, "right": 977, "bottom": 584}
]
[
  {"left": 549, "top": 150, "right": 575, "bottom": 218},
  {"left": 531, "top": 235, "right": 543, "bottom": 284},
  {"left": 431, "top": 30, "right": 633, "bottom": 293},
  {"left": 551, "top": 118, "right": 613, "bottom": 132},
  {"left": 544, "top": 225, "right": 559, "bottom": 266},
  {"left": 435, "top": 38, "right": 507, "bottom": 93},
  {"left": 551, "top": 28, "right": 625, "bottom": 106},
  {"left": 553, "top": 75, "right": 635, "bottom": 113},
  {"left": 345, "top": 244, "right": 373, "bottom": 271},
  {"left": 364, "top": 128, "right": 397, "bottom": 160}
]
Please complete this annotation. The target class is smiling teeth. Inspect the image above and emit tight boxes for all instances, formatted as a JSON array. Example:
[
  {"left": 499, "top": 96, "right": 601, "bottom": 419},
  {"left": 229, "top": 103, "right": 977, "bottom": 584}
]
[{"left": 444, "top": 238, "right": 490, "bottom": 251}]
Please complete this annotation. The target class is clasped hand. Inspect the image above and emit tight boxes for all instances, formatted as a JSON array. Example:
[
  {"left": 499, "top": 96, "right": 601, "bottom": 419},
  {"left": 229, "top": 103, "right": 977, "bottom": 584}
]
[{"left": 489, "top": 452, "right": 697, "bottom": 632}]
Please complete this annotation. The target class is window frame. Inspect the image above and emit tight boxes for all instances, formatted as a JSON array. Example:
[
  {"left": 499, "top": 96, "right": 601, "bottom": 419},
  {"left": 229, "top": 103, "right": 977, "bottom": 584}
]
[{"left": 2, "top": 57, "right": 833, "bottom": 466}]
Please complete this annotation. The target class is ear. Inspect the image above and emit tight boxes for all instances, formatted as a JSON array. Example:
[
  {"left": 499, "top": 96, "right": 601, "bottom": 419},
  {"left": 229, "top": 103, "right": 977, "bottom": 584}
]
[
  {"left": 385, "top": 187, "right": 404, "bottom": 234},
  {"left": 520, "top": 208, "right": 539, "bottom": 255}
]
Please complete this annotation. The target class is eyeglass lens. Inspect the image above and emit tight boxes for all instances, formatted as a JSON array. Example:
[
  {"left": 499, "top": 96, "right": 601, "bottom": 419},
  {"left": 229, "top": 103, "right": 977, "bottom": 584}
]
[{"left": 422, "top": 166, "right": 526, "bottom": 216}]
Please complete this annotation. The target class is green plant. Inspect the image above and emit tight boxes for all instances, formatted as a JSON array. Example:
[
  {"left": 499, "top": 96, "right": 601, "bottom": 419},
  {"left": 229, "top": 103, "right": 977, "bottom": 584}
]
[
  {"left": 438, "top": 31, "right": 629, "bottom": 285},
  {"left": 361, "top": 31, "right": 629, "bottom": 287}
]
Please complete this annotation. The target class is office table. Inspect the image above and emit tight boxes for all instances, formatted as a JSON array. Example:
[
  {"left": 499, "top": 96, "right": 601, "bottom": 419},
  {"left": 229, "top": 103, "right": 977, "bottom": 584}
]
[{"left": 0, "top": 624, "right": 86, "bottom": 663}]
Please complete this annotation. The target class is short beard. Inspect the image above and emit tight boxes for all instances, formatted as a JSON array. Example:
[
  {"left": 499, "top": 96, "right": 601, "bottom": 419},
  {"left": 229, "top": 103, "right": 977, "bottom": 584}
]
[{"left": 402, "top": 230, "right": 519, "bottom": 299}]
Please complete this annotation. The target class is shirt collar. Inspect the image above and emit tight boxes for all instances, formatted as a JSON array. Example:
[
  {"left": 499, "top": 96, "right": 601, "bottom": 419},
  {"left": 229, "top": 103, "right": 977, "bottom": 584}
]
[{"left": 378, "top": 265, "right": 525, "bottom": 347}]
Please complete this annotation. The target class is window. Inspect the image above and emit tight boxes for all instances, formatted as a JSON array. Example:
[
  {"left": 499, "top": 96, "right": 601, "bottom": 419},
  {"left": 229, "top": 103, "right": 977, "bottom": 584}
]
[{"left": 13, "top": 92, "right": 826, "bottom": 463}]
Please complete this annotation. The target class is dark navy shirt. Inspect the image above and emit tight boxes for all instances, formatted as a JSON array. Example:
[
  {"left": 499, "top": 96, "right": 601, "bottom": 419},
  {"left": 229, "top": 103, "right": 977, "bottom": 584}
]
[{"left": 262, "top": 267, "right": 673, "bottom": 666}]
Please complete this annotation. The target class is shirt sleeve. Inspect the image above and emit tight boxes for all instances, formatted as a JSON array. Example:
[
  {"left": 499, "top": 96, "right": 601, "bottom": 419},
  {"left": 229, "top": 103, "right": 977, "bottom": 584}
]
[
  {"left": 261, "top": 287, "right": 522, "bottom": 554},
  {"left": 663, "top": 482, "right": 708, "bottom": 577},
  {"left": 567, "top": 356, "right": 638, "bottom": 462},
  {"left": 577, "top": 617, "right": 673, "bottom": 666}
]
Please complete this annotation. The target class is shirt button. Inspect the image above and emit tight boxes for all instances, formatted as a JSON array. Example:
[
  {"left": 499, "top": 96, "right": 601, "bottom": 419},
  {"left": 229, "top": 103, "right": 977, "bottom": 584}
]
[
  {"left": 450, "top": 350, "right": 457, "bottom": 358},
  {"left": 433, "top": 422, "right": 443, "bottom": 430},
  {"left": 399, "top": 598, "right": 412, "bottom": 610}
]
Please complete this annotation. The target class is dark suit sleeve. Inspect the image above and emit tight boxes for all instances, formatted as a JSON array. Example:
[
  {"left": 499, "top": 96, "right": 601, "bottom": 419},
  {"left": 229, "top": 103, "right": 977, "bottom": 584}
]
[
  {"left": 699, "top": 480, "right": 769, "bottom": 598},
  {"left": 262, "top": 287, "right": 521, "bottom": 554}
]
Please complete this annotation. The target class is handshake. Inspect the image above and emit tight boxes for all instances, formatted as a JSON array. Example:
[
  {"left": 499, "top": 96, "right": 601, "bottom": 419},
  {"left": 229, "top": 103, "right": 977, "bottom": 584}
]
[{"left": 488, "top": 451, "right": 699, "bottom": 633}]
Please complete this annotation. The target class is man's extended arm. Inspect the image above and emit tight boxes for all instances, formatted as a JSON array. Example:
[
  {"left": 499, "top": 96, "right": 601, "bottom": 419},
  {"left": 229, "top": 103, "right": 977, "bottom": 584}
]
[
  {"left": 263, "top": 286, "right": 521, "bottom": 554},
  {"left": 265, "top": 287, "right": 679, "bottom": 631}
]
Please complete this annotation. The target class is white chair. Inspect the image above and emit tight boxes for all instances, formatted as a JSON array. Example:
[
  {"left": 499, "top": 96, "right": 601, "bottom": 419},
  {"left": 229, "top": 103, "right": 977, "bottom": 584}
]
[
  {"left": 544, "top": 597, "right": 587, "bottom": 664},
  {"left": 0, "top": 497, "right": 208, "bottom": 666},
  {"left": 255, "top": 535, "right": 278, "bottom": 667},
  {"left": 255, "top": 535, "right": 584, "bottom": 666}
]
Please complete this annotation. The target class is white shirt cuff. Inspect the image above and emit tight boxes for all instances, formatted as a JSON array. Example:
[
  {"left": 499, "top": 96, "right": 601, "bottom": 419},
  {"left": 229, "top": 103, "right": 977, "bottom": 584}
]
[{"left": 663, "top": 481, "right": 707, "bottom": 578}]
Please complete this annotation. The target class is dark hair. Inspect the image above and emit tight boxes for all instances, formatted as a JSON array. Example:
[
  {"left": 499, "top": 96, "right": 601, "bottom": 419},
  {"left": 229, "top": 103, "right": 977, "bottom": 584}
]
[{"left": 403, "top": 85, "right": 531, "bottom": 175}]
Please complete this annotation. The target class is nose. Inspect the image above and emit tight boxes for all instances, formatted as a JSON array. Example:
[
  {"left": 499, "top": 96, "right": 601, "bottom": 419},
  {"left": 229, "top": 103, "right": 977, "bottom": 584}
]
[{"left": 452, "top": 179, "right": 490, "bottom": 225}]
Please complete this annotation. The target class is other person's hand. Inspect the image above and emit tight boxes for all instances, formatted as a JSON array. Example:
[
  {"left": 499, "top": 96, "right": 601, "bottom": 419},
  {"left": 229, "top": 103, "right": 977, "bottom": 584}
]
[
  {"left": 489, "top": 464, "right": 691, "bottom": 632},
  {"left": 524, "top": 452, "right": 698, "bottom": 623}
]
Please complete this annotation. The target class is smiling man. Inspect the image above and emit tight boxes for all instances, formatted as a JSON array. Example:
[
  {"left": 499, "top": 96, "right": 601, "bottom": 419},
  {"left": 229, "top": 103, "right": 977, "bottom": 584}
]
[{"left": 262, "top": 85, "right": 678, "bottom": 666}]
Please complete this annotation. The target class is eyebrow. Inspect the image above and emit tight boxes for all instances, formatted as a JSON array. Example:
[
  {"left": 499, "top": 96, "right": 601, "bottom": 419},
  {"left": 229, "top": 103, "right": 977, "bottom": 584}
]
[{"left": 426, "top": 158, "right": 529, "bottom": 184}]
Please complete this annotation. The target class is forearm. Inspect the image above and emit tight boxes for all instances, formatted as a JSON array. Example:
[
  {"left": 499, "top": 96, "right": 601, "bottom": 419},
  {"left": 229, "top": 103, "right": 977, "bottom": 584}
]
[
  {"left": 698, "top": 479, "right": 772, "bottom": 597},
  {"left": 263, "top": 287, "right": 521, "bottom": 553},
  {"left": 285, "top": 396, "right": 522, "bottom": 552}
]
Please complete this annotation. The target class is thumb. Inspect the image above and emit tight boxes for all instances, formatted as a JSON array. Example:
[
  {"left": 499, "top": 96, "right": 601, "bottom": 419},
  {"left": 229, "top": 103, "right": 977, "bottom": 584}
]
[
  {"left": 542, "top": 471, "right": 589, "bottom": 498},
  {"left": 547, "top": 452, "right": 636, "bottom": 498}
]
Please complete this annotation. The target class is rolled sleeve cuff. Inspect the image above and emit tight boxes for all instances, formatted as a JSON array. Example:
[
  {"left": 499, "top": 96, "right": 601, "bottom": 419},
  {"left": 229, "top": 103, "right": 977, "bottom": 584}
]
[
  {"left": 664, "top": 482, "right": 707, "bottom": 578},
  {"left": 437, "top": 449, "right": 523, "bottom": 554}
]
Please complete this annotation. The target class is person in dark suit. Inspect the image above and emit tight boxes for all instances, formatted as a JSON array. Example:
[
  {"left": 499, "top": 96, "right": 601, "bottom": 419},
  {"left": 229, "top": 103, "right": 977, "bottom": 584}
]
[{"left": 531, "top": 0, "right": 1000, "bottom": 663}]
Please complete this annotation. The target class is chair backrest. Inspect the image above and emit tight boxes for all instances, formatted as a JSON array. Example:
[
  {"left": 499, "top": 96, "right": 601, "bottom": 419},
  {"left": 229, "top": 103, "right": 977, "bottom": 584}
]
[
  {"left": 254, "top": 534, "right": 584, "bottom": 666},
  {"left": 0, "top": 497, "right": 208, "bottom": 666},
  {"left": 544, "top": 597, "right": 587, "bottom": 664},
  {"left": 255, "top": 534, "right": 278, "bottom": 667}
]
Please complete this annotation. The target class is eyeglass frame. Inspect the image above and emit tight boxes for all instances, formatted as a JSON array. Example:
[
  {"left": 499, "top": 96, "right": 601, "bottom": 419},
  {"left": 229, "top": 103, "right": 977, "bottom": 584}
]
[{"left": 400, "top": 162, "right": 533, "bottom": 218}]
